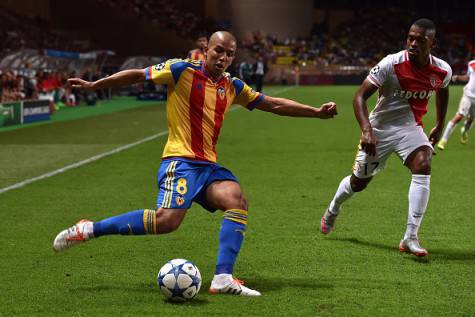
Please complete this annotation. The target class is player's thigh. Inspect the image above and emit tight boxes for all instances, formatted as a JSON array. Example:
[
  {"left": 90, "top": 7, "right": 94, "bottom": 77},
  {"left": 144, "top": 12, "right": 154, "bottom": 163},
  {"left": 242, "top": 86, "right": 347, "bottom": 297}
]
[
  {"left": 352, "top": 133, "right": 392, "bottom": 179},
  {"left": 457, "top": 95, "right": 472, "bottom": 116},
  {"left": 205, "top": 180, "right": 247, "bottom": 211},
  {"left": 468, "top": 96, "right": 475, "bottom": 118},
  {"left": 156, "top": 159, "right": 207, "bottom": 210},
  {"left": 395, "top": 125, "right": 433, "bottom": 172}
]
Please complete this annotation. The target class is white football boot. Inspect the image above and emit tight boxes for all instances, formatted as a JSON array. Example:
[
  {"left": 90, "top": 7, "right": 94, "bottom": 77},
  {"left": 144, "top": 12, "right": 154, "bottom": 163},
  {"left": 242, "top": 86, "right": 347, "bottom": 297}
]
[
  {"left": 399, "top": 237, "right": 428, "bottom": 257},
  {"left": 209, "top": 277, "right": 261, "bottom": 296},
  {"left": 320, "top": 208, "right": 338, "bottom": 234},
  {"left": 53, "top": 219, "right": 93, "bottom": 252}
]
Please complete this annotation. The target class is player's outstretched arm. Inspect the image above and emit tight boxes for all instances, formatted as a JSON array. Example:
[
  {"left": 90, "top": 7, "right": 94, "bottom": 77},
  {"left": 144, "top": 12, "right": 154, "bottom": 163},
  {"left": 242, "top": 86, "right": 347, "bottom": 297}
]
[
  {"left": 255, "top": 95, "right": 337, "bottom": 119},
  {"left": 67, "top": 69, "right": 146, "bottom": 91},
  {"left": 354, "top": 79, "right": 379, "bottom": 156},
  {"left": 428, "top": 86, "right": 449, "bottom": 145},
  {"left": 452, "top": 74, "right": 469, "bottom": 83}
]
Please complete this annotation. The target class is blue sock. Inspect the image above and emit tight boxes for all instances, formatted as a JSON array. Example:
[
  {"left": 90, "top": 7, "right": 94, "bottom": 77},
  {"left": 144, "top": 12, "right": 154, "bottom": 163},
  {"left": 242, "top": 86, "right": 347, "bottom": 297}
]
[
  {"left": 215, "top": 209, "right": 248, "bottom": 275},
  {"left": 93, "top": 209, "right": 157, "bottom": 237}
]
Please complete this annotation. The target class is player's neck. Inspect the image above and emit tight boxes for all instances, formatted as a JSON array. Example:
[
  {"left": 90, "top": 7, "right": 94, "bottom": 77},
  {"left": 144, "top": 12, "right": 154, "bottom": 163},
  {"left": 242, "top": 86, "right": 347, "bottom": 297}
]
[
  {"left": 410, "top": 55, "right": 430, "bottom": 68},
  {"left": 203, "top": 62, "right": 223, "bottom": 82}
]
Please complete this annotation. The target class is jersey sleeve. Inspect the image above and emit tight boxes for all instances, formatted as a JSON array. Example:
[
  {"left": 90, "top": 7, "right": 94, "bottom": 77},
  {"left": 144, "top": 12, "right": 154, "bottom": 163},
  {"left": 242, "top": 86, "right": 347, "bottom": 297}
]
[
  {"left": 367, "top": 55, "right": 393, "bottom": 88},
  {"left": 144, "top": 60, "right": 174, "bottom": 85},
  {"left": 441, "top": 63, "right": 453, "bottom": 88},
  {"left": 232, "top": 78, "right": 265, "bottom": 110},
  {"left": 467, "top": 62, "right": 475, "bottom": 75}
]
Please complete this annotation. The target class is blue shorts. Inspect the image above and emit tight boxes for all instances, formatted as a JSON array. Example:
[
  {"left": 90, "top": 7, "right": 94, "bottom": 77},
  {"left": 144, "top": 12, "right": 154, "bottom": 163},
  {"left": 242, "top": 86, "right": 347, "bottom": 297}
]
[{"left": 156, "top": 158, "right": 238, "bottom": 212}]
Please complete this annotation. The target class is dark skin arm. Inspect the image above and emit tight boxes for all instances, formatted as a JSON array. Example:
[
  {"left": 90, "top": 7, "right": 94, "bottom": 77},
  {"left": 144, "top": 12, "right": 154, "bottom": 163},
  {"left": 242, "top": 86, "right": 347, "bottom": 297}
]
[
  {"left": 67, "top": 69, "right": 146, "bottom": 91},
  {"left": 256, "top": 95, "right": 337, "bottom": 118},
  {"left": 353, "top": 79, "right": 379, "bottom": 156},
  {"left": 428, "top": 86, "right": 449, "bottom": 145}
]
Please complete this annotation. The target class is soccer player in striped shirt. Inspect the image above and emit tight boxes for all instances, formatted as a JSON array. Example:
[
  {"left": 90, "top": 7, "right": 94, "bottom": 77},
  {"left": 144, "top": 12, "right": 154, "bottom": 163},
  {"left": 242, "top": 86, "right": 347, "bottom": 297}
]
[{"left": 54, "top": 31, "right": 337, "bottom": 296}]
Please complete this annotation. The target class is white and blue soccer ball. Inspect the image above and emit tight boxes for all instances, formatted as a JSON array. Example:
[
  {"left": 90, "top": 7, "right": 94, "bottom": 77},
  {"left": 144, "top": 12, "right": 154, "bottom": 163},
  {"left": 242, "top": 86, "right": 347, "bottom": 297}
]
[{"left": 157, "top": 258, "right": 202, "bottom": 302}]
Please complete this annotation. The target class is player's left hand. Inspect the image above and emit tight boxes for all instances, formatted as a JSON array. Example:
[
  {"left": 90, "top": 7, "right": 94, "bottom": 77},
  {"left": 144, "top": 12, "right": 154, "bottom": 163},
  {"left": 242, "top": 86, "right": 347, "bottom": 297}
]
[
  {"left": 428, "top": 125, "right": 443, "bottom": 146},
  {"left": 317, "top": 102, "right": 338, "bottom": 119}
]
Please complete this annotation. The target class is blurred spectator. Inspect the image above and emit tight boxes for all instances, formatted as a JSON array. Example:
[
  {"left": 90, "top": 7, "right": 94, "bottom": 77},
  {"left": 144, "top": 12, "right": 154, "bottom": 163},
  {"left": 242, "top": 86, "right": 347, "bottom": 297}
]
[
  {"left": 187, "top": 35, "right": 208, "bottom": 61},
  {"left": 253, "top": 55, "right": 268, "bottom": 92}
]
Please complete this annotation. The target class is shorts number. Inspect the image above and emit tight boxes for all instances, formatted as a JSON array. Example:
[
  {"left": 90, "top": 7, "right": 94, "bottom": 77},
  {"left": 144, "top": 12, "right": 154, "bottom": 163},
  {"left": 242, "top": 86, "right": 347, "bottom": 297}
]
[
  {"left": 176, "top": 178, "right": 188, "bottom": 195},
  {"left": 363, "top": 162, "right": 379, "bottom": 175}
]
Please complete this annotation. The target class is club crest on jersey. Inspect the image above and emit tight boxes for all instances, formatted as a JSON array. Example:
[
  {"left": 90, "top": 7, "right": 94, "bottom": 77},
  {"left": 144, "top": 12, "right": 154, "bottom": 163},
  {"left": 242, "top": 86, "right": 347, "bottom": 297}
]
[
  {"left": 175, "top": 196, "right": 185, "bottom": 206},
  {"left": 393, "top": 89, "right": 434, "bottom": 100},
  {"left": 430, "top": 76, "right": 442, "bottom": 88},
  {"left": 217, "top": 87, "right": 225, "bottom": 100}
]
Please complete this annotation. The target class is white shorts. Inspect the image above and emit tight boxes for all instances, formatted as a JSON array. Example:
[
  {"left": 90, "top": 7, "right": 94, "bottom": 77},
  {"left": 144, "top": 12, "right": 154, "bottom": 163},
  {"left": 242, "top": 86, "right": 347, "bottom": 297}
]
[
  {"left": 352, "top": 125, "right": 433, "bottom": 179},
  {"left": 457, "top": 95, "right": 475, "bottom": 117}
]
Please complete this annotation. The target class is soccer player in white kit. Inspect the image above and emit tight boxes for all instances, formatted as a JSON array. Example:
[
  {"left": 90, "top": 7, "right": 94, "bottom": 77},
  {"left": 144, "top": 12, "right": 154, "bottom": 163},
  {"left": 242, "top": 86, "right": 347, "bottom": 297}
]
[
  {"left": 320, "top": 19, "right": 452, "bottom": 257},
  {"left": 437, "top": 57, "right": 475, "bottom": 149}
]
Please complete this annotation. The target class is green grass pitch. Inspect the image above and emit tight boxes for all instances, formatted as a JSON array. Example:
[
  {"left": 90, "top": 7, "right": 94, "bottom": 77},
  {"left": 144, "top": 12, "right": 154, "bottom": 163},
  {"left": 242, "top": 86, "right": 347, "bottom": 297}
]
[{"left": 0, "top": 86, "right": 473, "bottom": 316}]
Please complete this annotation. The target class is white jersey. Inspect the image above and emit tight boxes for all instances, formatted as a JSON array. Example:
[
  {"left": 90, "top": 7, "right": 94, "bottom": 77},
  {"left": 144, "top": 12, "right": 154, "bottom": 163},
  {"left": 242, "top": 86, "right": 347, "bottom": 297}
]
[
  {"left": 366, "top": 50, "right": 452, "bottom": 128},
  {"left": 463, "top": 60, "right": 475, "bottom": 99}
]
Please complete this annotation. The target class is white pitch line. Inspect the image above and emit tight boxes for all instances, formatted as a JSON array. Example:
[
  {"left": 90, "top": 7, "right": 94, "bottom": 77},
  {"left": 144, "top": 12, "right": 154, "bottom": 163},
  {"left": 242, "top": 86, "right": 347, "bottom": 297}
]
[{"left": 0, "top": 86, "right": 295, "bottom": 194}]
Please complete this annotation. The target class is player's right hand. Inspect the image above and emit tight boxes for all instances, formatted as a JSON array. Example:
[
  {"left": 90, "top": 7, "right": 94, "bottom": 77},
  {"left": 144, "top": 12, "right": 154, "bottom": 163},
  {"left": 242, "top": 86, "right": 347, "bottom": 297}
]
[
  {"left": 67, "top": 78, "right": 95, "bottom": 91},
  {"left": 317, "top": 102, "right": 338, "bottom": 119},
  {"left": 360, "top": 128, "right": 377, "bottom": 156}
]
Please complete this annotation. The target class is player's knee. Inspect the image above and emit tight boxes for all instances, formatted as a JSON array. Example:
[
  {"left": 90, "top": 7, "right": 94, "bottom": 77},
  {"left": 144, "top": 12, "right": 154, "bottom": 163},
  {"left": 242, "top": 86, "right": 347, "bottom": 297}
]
[
  {"left": 350, "top": 175, "right": 370, "bottom": 192},
  {"left": 156, "top": 210, "right": 182, "bottom": 234},
  {"left": 412, "top": 160, "right": 431, "bottom": 175},
  {"left": 238, "top": 196, "right": 248, "bottom": 211}
]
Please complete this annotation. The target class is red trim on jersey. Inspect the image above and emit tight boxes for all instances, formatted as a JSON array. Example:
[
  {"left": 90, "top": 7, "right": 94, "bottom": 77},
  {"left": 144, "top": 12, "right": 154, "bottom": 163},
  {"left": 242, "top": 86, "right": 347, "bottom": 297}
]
[
  {"left": 470, "top": 62, "right": 475, "bottom": 71},
  {"left": 394, "top": 60, "right": 447, "bottom": 126},
  {"left": 189, "top": 72, "right": 206, "bottom": 160},
  {"left": 212, "top": 84, "right": 228, "bottom": 157}
]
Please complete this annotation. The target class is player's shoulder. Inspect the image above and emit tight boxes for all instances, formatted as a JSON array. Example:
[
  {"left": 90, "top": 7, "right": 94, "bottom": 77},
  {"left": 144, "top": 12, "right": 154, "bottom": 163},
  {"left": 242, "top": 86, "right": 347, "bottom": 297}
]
[
  {"left": 385, "top": 50, "right": 407, "bottom": 65},
  {"left": 430, "top": 55, "right": 452, "bottom": 73},
  {"left": 230, "top": 76, "right": 248, "bottom": 95},
  {"left": 166, "top": 58, "right": 202, "bottom": 69},
  {"left": 468, "top": 60, "right": 475, "bottom": 67}
]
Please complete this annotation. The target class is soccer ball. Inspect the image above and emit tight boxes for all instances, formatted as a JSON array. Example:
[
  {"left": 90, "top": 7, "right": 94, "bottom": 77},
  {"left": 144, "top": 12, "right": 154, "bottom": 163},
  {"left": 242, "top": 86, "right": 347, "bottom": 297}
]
[{"left": 157, "top": 259, "right": 202, "bottom": 302}]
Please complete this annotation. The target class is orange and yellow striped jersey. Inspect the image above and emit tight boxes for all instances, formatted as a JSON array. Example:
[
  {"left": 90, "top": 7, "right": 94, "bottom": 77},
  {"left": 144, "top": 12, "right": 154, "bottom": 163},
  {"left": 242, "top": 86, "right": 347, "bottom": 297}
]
[
  {"left": 187, "top": 49, "right": 206, "bottom": 62},
  {"left": 145, "top": 59, "right": 265, "bottom": 162}
]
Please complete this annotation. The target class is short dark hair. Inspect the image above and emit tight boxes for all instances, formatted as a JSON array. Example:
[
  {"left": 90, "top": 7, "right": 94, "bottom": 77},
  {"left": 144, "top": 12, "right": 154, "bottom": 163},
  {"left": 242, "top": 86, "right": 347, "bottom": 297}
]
[{"left": 412, "top": 18, "right": 436, "bottom": 37}]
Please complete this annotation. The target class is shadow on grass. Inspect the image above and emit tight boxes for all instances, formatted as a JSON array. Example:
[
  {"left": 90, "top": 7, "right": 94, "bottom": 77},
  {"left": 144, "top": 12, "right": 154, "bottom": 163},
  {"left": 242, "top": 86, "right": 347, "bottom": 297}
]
[
  {"left": 429, "top": 248, "right": 475, "bottom": 261},
  {"left": 164, "top": 298, "right": 210, "bottom": 306},
  {"left": 326, "top": 237, "right": 475, "bottom": 262},
  {"left": 327, "top": 237, "right": 396, "bottom": 252},
  {"left": 72, "top": 283, "right": 211, "bottom": 306},
  {"left": 248, "top": 276, "right": 333, "bottom": 293}
]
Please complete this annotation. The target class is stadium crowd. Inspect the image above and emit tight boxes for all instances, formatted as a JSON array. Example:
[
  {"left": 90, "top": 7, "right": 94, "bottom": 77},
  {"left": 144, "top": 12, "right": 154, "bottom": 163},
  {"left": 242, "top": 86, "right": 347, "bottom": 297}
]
[
  {"left": 1, "top": 5, "right": 473, "bottom": 103},
  {"left": 97, "top": 0, "right": 220, "bottom": 40},
  {"left": 0, "top": 7, "right": 79, "bottom": 54},
  {"left": 242, "top": 8, "right": 473, "bottom": 73},
  {"left": 0, "top": 66, "right": 111, "bottom": 105}
]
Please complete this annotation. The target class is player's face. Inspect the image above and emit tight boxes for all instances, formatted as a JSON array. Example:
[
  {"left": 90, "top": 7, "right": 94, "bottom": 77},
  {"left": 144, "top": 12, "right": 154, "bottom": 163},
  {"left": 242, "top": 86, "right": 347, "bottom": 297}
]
[
  {"left": 406, "top": 26, "right": 433, "bottom": 62},
  {"left": 205, "top": 40, "right": 236, "bottom": 77},
  {"left": 196, "top": 37, "right": 208, "bottom": 50}
]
